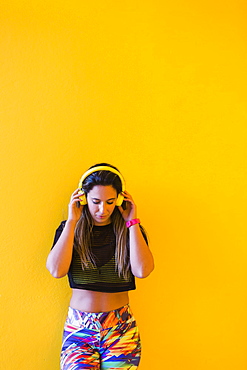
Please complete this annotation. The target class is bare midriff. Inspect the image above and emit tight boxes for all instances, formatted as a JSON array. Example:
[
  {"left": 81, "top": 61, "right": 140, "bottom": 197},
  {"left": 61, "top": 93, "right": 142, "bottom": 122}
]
[{"left": 69, "top": 289, "right": 129, "bottom": 313}]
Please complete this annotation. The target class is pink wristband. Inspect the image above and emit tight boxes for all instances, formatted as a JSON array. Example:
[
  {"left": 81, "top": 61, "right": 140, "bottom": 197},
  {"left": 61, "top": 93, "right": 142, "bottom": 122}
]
[{"left": 126, "top": 218, "right": 140, "bottom": 228}]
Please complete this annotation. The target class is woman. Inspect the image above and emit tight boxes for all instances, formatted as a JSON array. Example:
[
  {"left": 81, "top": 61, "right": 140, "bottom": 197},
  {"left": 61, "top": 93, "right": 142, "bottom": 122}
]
[{"left": 46, "top": 163, "right": 154, "bottom": 370}]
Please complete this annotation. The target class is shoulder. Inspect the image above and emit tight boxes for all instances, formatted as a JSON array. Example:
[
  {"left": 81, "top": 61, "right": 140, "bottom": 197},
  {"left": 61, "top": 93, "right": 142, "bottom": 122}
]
[
  {"left": 139, "top": 224, "right": 149, "bottom": 245},
  {"left": 54, "top": 220, "right": 66, "bottom": 232},
  {"left": 51, "top": 220, "right": 67, "bottom": 248},
  {"left": 60, "top": 220, "right": 66, "bottom": 229}
]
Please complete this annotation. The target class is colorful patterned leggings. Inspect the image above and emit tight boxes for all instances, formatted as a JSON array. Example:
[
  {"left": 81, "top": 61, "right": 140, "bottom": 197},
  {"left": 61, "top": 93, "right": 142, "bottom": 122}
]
[{"left": 61, "top": 304, "right": 141, "bottom": 370}]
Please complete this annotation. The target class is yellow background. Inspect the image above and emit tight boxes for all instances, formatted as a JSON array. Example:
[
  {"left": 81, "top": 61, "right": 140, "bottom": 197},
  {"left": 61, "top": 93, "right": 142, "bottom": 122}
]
[{"left": 1, "top": 1, "right": 247, "bottom": 369}]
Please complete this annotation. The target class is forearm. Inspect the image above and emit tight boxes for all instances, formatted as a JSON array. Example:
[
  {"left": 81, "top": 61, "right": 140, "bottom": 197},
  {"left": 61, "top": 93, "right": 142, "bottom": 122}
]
[
  {"left": 46, "top": 220, "right": 77, "bottom": 278},
  {"left": 129, "top": 224, "right": 154, "bottom": 278}
]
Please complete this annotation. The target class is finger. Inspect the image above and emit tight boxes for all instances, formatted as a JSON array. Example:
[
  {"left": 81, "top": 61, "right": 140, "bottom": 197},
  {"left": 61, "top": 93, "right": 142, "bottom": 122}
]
[
  {"left": 118, "top": 206, "right": 123, "bottom": 214},
  {"left": 76, "top": 201, "right": 82, "bottom": 208},
  {"left": 122, "top": 191, "right": 129, "bottom": 197},
  {"left": 71, "top": 189, "right": 84, "bottom": 198},
  {"left": 70, "top": 195, "right": 83, "bottom": 206},
  {"left": 71, "top": 188, "right": 81, "bottom": 195},
  {"left": 122, "top": 190, "right": 133, "bottom": 198},
  {"left": 123, "top": 196, "right": 134, "bottom": 204},
  {"left": 70, "top": 193, "right": 79, "bottom": 202}
]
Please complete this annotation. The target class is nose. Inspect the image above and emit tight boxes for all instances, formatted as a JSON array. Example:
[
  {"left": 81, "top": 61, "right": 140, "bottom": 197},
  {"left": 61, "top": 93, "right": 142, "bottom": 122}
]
[{"left": 99, "top": 202, "right": 107, "bottom": 214}]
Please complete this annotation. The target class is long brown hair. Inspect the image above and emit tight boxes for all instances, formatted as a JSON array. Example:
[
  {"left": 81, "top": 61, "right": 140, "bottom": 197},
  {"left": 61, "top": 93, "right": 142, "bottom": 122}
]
[{"left": 74, "top": 163, "right": 130, "bottom": 279}]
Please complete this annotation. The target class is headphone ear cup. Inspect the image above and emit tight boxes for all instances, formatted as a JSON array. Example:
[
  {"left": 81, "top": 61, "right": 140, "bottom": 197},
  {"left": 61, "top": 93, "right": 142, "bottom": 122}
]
[
  {"left": 116, "top": 193, "right": 124, "bottom": 207},
  {"left": 78, "top": 190, "right": 87, "bottom": 205}
]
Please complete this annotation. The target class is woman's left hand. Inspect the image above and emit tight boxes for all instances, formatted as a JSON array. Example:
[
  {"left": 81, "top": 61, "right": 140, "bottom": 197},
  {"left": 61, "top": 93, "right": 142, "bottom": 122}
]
[{"left": 118, "top": 190, "right": 137, "bottom": 222}]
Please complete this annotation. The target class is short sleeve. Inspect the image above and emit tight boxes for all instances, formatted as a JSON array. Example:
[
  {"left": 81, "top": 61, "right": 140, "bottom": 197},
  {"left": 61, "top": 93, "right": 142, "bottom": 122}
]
[
  {"left": 51, "top": 221, "right": 66, "bottom": 249},
  {"left": 140, "top": 225, "right": 149, "bottom": 245}
]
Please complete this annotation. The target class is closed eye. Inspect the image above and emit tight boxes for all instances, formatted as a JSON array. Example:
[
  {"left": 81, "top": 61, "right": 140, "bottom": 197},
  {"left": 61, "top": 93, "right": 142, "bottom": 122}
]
[{"left": 92, "top": 199, "right": 115, "bottom": 205}]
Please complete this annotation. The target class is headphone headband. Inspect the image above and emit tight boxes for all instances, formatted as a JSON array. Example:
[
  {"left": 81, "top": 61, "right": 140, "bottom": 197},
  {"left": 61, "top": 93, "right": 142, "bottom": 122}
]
[{"left": 78, "top": 166, "right": 125, "bottom": 206}]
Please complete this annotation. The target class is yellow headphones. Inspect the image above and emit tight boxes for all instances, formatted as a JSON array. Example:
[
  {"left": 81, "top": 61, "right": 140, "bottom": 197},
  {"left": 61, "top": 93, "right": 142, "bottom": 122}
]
[{"left": 78, "top": 166, "right": 125, "bottom": 206}]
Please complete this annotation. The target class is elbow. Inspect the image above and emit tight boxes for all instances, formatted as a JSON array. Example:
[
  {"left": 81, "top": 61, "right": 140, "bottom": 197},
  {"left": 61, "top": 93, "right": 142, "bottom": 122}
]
[
  {"left": 47, "top": 268, "right": 67, "bottom": 279},
  {"left": 135, "top": 271, "right": 150, "bottom": 279},
  {"left": 46, "top": 261, "right": 67, "bottom": 279},
  {"left": 132, "top": 261, "right": 155, "bottom": 279},
  {"left": 50, "top": 270, "right": 67, "bottom": 279}
]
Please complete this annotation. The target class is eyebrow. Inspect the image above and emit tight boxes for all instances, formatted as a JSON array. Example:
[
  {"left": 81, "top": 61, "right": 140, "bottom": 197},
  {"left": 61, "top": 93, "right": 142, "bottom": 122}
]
[{"left": 92, "top": 197, "right": 116, "bottom": 201}]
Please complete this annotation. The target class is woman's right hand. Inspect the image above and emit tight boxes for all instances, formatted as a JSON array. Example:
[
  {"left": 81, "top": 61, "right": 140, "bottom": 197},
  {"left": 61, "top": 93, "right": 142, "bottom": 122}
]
[{"left": 68, "top": 188, "right": 84, "bottom": 222}]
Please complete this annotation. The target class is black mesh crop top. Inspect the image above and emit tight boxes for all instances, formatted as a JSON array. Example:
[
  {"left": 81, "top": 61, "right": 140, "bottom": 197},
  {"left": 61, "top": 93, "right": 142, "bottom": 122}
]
[{"left": 52, "top": 221, "right": 140, "bottom": 293}]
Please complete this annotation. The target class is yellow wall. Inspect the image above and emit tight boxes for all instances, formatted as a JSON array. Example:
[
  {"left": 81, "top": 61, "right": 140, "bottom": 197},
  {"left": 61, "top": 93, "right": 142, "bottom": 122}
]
[{"left": 1, "top": 1, "right": 246, "bottom": 369}]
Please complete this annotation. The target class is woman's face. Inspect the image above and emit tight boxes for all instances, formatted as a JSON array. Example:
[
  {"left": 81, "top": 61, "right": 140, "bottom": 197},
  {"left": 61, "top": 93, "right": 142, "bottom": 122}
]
[{"left": 87, "top": 185, "right": 117, "bottom": 225}]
